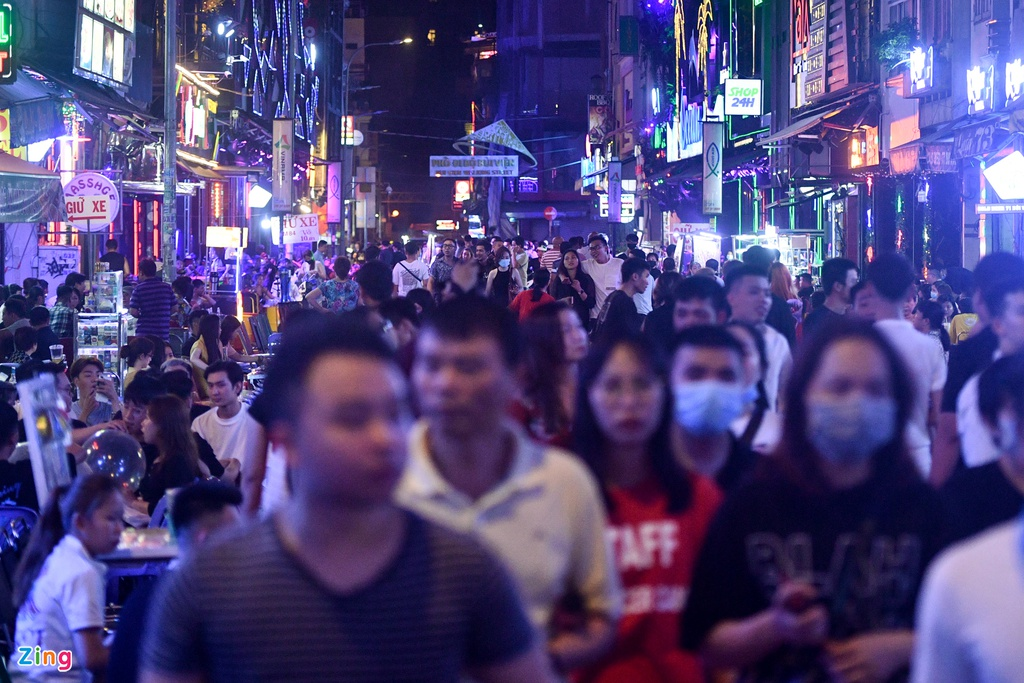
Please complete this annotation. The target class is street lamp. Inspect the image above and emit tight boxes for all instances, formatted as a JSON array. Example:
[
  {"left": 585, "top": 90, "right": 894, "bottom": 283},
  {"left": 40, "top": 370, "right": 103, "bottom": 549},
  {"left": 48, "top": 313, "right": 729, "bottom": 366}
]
[{"left": 340, "top": 37, "right": 412, "bottom": 249}]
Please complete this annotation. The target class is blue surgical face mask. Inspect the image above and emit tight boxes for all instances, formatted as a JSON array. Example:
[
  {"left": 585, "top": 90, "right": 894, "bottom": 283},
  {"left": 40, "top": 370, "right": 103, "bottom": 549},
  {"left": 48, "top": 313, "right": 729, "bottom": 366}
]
[
  {"left": 806, "top": 395, "right": 897, "bottom": 465},
  {"left": 499, "top": 258, "right": 511, "bottom": 268},
  {"left": 673, "top": 380, "right": 747, "bottom": 435}
]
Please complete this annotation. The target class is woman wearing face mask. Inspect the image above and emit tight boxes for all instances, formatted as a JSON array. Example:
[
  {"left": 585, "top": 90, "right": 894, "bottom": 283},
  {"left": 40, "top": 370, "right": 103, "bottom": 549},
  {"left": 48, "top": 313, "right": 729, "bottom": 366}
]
[
  {"left": 549, "top": 242, "right": 597, "bottom": 330},
  {"left": 574, "top": 335, "right": 722, "bottom": 683},
  {"left": 484, "top": 246, "right": 523, "bottom": 307},
  {"left": 681, "top": 320, "right": 947, "bottom": 683},
  {"left": 514, "top": 302, "right": 589, "bottom": 448},
  {"left": 10, "top": 475, "right": 124, "bottom": 682},
  {"left": 725, "top": 322, "right": 783, "bottom": 454}
]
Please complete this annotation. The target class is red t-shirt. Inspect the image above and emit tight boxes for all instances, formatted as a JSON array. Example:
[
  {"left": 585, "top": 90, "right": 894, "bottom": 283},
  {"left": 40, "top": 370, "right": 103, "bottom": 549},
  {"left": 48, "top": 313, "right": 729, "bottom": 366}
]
[
  {"left": 579, "top": 474, "right": 722, "bottom": 683},
  {"left": 509, "top": 290, "right": 556, "bottom": 321}
]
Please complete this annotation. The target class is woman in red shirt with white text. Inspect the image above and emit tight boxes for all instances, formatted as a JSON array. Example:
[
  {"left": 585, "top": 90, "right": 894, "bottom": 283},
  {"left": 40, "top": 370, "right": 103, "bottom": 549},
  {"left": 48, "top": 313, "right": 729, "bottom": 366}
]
[{"left": 573, "top": 335, "right": 722, "bottom": 683}]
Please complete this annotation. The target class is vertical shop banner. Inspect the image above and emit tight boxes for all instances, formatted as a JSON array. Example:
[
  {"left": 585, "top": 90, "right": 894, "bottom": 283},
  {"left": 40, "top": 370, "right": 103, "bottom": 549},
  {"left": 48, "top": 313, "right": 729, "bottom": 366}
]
[
  {"left": 607, "top": 161, "right": 622, "bottom": 223},
  {"left": 272, "top": 119, "right": 294, "bottom": 212},
  {"left": 327, "top": 162, "right": 342, "bottom": 223},
  {"left": 702, "top": 121, "right": 723, "bottom": 215},
  {"left": 588, "top": 95, "right": 613, "bottom": 147}
]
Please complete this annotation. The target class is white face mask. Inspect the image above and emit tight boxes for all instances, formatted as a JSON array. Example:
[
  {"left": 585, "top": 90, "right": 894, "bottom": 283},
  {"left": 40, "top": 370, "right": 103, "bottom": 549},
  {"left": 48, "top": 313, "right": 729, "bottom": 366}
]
[
  {"left": 806, "top": 395, "right": 897, "bottom": 465},
  {"left": 673, "top": 380, "right": 747, "bottom": 436},
  {"left": 998, "top": 415, "right": 1020, "bottom": 455}
]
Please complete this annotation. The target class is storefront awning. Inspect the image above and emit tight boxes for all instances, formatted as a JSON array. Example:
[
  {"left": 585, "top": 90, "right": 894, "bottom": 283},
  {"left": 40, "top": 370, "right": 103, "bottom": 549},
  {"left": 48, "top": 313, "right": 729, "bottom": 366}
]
[
  {"left": 759, "top": 88, "right": 875, "bottom": 146},
  {"left": 889, "top": 124, "right": 958, "bottom": 174},
  {"left": 0, "top": 151, "right": 66, "bottom": 223},
  {"left": 178, "top": 160, "right": 225, "bottom": 181}
]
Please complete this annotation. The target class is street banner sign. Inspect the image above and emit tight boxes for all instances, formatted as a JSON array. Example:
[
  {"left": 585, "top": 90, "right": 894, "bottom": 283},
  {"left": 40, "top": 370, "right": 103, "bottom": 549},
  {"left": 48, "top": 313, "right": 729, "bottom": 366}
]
[
  {"left": 272, "top": 119, "right": 294, "bottom": 212},
  {"left": 429, "top": 155, "right": 519, "bottom": 177},
  {"left": 282, "top": 214, "right": 320, "bottom": 244}
]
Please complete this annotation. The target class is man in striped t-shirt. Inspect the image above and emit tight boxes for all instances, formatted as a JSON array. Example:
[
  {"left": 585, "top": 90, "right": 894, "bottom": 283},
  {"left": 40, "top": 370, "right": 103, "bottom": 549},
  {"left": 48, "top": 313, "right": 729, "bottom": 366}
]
[
  {"left": 538, "top": 236, "right": 564, "bottom": 273},
  {"left": 141, "top": 315, "right": 554, "bottom": 683},
  {"left": 128, "top": 259, "right": 176, "bottom": 341}
]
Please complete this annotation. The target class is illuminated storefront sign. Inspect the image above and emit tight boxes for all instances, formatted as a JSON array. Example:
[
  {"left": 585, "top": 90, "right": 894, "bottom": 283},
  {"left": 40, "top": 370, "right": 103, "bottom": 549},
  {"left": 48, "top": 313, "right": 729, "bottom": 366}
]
[
  {"left": 75, "top": 0, "right": 136, "bottom": 89},
  {"left": 0, "top": 3, "right": 13, "bottom": 84},
  {"left": 667, "top": 102, "right": 704, "bottom": 162},
  {"left": 908, "top": 47, "right": 933, "bottom": 96},
  {"left": 581, "top": 149, "right": 608, "bottom": 190},
  {"left": 967, "top": 66, "right": 994, "bottom": 114},
  {"left": 724, "top": 79, "right": 763, "bottom": 116},
  {"left": 1007, "top": 59, "right": 1024, "bottom": 104},
  {"left": 599, "top": 193, "right": 635, "bottom": 220}
]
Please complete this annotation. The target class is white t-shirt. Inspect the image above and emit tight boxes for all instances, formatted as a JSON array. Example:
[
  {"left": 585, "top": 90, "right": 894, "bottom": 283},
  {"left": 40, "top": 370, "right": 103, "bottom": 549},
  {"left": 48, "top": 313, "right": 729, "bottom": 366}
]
[
  {"left": 192, "top": 404, "right": 261, "bottom": 470},
  {"left": 957, "top": 369, "right": 1002, "bottom": 468},
  {"left": 582, "top": 257, "right": 623, "bottom": 320},
  {"left": 875, "top": 319, "right": 947, "bottom": 475},
  {"left": 913, "top": 520, "right": 1024, "bottom": 683},
  {"left": 391, "top": 259, "right": 430, "bottom": 297},
  {"left": 633, "top": 273, "right": 654, "bottom": 316},
  {"left": 761, "top": 325, "right": 791, "bottom": 412},
  {"left": 730, "top": 409, "right": 783, "bottom": 455},
  {"left": 11, "top": 535, "right": 105, "bottom": 682}
]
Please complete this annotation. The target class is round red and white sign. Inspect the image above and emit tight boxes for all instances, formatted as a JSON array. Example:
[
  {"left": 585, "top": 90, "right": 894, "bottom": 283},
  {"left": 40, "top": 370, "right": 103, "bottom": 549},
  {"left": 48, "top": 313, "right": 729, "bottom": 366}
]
[
  {"left": 543, "top": 206, "right": 558, "bottom": 221},
  {"left": 63, "top": 173, "right": 120, "bottom": 232}
]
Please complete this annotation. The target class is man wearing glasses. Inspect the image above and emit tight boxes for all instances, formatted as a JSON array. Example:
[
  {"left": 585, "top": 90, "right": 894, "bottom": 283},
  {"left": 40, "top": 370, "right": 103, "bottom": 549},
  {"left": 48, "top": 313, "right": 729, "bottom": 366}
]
[
  {"left": 427, "top": 238, "right": 458, "bottom": 303},
  {"left": 581, "top": 233, "right": 623, "bottom": 328}
]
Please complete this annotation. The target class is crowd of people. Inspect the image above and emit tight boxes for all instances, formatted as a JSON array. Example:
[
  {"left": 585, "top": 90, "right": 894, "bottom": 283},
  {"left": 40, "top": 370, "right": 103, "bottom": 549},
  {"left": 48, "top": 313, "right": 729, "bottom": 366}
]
[{"left": 0, "top": 231, "right": 1021, "bottom": 683}]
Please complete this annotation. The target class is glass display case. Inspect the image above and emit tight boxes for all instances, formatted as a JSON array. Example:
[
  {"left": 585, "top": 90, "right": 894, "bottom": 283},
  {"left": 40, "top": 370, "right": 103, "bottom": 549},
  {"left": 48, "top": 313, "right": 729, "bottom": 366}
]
[
  {"left": 76, "top": 313, "right": 130, "bottom": 385},
  {"left": 88, "top": 270, "right": 124, "bottom": 314}
]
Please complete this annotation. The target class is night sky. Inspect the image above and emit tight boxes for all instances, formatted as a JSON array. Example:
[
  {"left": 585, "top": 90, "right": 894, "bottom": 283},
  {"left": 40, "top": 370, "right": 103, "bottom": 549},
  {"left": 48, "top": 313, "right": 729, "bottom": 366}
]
[{"left": 364, "top": 0, "right": 496, "bottom": 228}]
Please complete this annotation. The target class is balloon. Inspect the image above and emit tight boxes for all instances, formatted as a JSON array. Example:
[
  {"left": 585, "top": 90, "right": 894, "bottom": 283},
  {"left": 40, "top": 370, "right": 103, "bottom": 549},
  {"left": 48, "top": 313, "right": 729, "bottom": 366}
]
[{"left": 84, "top": 430, "right": 146, "bottom": 493}]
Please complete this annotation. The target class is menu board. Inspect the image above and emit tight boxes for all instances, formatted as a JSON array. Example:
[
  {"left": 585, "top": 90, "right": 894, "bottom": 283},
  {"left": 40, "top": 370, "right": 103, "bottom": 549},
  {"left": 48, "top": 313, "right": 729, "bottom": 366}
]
[{"left": 74, "top": 0, "right": 136, "bottom": 89}]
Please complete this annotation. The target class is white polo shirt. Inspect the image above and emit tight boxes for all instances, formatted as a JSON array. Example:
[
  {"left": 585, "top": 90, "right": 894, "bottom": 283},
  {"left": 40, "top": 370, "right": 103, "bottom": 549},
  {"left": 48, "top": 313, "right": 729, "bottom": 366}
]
[
  {"left": 913, "top": 519, "right": 1024, "bottom": 683},
  {"left": 396, "top": 420, "right": 623, "bottom": 633},
  {"left": 11, "top": 535, "right": 106, "bottom": 681},
  {"left": 761, "top": 324, "right": 791, "bottom": 412},
  {"left": 957, "top": 352, "right": 1002, "bottom": 468}
]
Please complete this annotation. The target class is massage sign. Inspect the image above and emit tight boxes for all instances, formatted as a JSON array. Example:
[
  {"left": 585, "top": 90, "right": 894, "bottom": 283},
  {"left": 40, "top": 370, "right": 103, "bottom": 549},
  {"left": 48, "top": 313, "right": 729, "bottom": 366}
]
[{"left": 63, "top": 172, "right": 120, "bottom": 232}]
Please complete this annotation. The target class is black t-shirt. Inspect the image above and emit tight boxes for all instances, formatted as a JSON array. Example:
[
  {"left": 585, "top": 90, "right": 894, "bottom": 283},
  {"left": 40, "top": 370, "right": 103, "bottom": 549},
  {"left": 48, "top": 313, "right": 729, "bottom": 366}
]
[
  {"left": 142, "top": 513, "right": 535, "bottom": 682},
  {"left": 595, "top": 290, "right": 642, "bottom": 340},
  {"left": 941, "top": 326, "right": 998, "bottom": 413},
  {"left": 138, "top": 454, "right": 200, "bottom": 514},
  {"left": 802, "top": 306, "right": 845, "bottom": 339},
  {"left": 642, "top": 304, "right": 674, "bottom": 351},
  {"left": 30, "top": 326, "right": 60, "bottom": 363},
  {"left": 766, "top": 295, "right": 796, "bottom": 349},
  {"left": 681, "top": 468, "right": 947, "bottom": 680},
  {"left": 0, "top": 460, "right": 38, "bottom": 511},
  {"left": 99, "top": 251, "right": 128, "bottom": 274},
  {"left": 941, "top": 460, "right": 1023, "bottom": 544}
]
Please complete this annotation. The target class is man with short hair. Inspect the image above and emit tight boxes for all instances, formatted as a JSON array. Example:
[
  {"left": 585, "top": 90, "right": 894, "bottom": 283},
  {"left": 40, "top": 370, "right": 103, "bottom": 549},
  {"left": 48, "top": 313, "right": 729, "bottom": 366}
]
[
  {"left": 398, "top": 297, "right": 621, "bottom": 675},
  {"left": 643, "top": 276, "right": 727, "bottom": 350},
  {"left": 512, "top": 236, "right": 529, "bottom": 286},
  {"left": 109, "top": 481, "right": 242, "bottom": 683},
  {"left": 931, "top": 252, "right": 1024, "bottom": 486},
  {"left": 802, "top": 257, "right": 858, "bottom": 337},
  {"left": 616, "top": 232, "right": 640, "bottom": 260},
  {"left": 725, "top": 264, "right": 792, "bottom": 411},
  {"left": 142, "top": 315, "right": 552, "bottom": 683},
  {"left": 740, "top": 246, "right": 796, "bottom": 348},
  {"left": 192, "top": 360, "right": 260, "bottom": 470},
  {"left": 953, "top": 277, "right": 1024, "bottom": 473},
  {"left": 28, "top": 307, "right": 59, "bottom": 363},
  {"left": 392, "top": 241, "right": 430, "bottom": 297},
  {"left": 313, "top": 239, "right": 329, "bottom": 267},
  {"left": 539, "top": 236, "right": 563, "bottom": 272},
  {"left": 866, "top": 253, "right": 947, "bottom": 477},
  {"left": 593, "top": 258, "right": 649, "bottom": 340},
  {"left": 796, "top": 272, "right": 814, "bottom": 290},
  {"left": 122, "top": 373, "right": 167, "bottom": 443},
  {"left": 354, "top": 260, "right": 393, "bottom": 311},
  {"left": 98, "top": 238, "right": 129, "bottom": 274},
  {"left": 645, "top": 252, "right": 662, "bottom": 279},
  {"left": 426, "top": 237, "right": 458, "bottom": 302},
  {"left": 581, "top": 234, "right": 623, "bottom": 326},
  {"left": 129, "top": 259, "right": 176, "bottom": 341},
  {"left": 671, "top": 325, "right": 758, "bottom": 493},
  {"left": 48, "top": 285, "right": 78, "bottom": 339}
]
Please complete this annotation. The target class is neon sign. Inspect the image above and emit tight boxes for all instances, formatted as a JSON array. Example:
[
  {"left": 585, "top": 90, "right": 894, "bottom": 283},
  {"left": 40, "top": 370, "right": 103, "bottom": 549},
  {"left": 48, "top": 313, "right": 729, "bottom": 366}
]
[
  {"left": 1007, "top": 59, "right": 1024, "bottom": 104},
  {"left": 908, "top": 47, "right": 933, "bottom": 96},
  {"left": 967, "top": 66, "right": 994, "bottom": 114},
  {"left": 667, "top": 102, "right": 704, "bottom": 162},
  {"left": 0, "top": 3, "right": 13, "bottom": 84}
]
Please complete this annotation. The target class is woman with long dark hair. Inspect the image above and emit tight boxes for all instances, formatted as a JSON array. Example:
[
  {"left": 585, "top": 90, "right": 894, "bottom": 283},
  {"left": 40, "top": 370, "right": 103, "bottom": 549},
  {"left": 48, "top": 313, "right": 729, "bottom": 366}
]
[
  {"left": 137, "top": 395, "right": 202, "bottom": 513},
  {"left": 573, "top": 335, "right": 722, "bottom": 683},
  {"left": 681, "top": 320, "right": 947, "bottom": 682},
  {"left": 219, "top": 315, "right": 258, "bottom": 363},
  {"left": 11, "top": 474, "right": 123, "bottom": 681},
  {"left": 189, "top": 314, "right": 223, "bottom": 371},
  {"left": 509, "top": 268, "right": 556, "bottom": 320},
  {"left": 549, "top": 243, "right": 597, "bottom": 330},
  {"left": 514, "top": 302, "right": 589, "bottom": 448}
]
